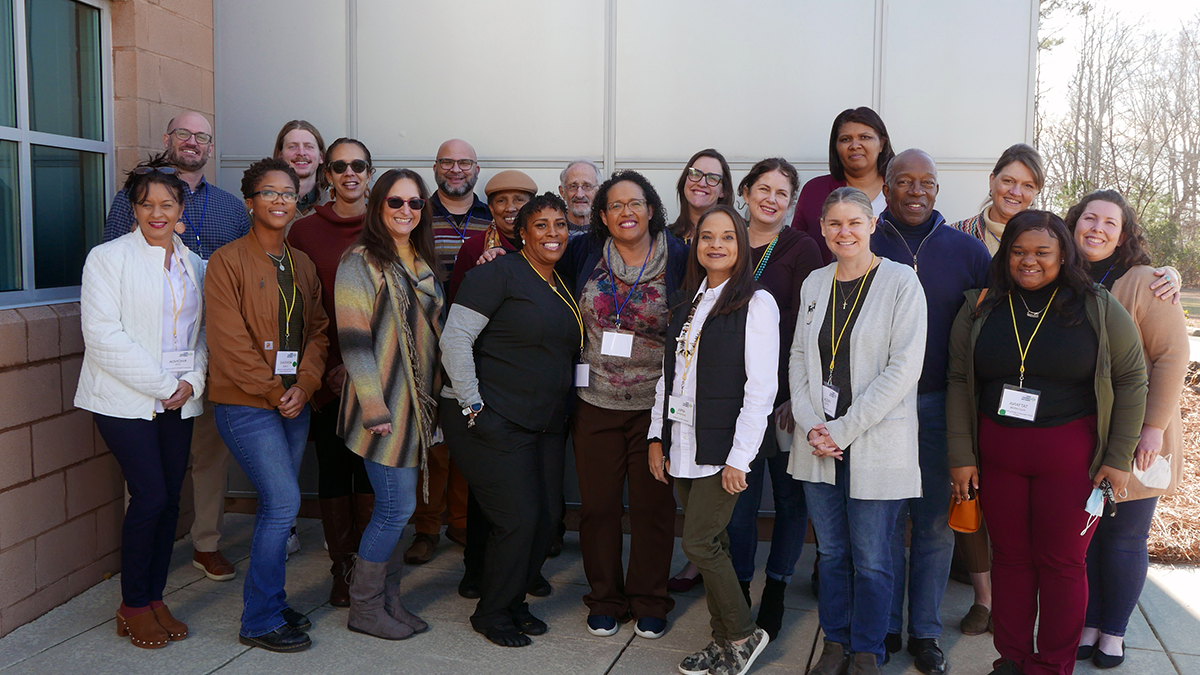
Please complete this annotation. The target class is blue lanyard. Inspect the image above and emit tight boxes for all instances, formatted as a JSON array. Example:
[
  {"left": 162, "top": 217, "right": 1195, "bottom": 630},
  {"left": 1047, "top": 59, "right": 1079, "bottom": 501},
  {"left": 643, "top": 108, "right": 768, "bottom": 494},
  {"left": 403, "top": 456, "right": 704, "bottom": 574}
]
[
  {"left": 434, "top": 199, "right": 471, "bottom": 240},
  {"left": 1098, "top": 262, "right": 1117, "bottom": 286},
  {"left": 181, "top": 184, "right": 210, "bottom": 254},
  {"left": 605, "top": 238, "right": 652, "bottom": 330}
]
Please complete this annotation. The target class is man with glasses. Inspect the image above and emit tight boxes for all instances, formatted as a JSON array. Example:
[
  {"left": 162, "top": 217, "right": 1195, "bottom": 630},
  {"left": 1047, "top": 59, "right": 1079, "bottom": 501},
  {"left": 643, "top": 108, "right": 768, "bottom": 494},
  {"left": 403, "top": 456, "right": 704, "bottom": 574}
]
[
  {"left": 102, "top": 111, "right": 250, "bottom": 585},
  {"left": 558, "top": 159, "right": 603, "bottom": 238}
]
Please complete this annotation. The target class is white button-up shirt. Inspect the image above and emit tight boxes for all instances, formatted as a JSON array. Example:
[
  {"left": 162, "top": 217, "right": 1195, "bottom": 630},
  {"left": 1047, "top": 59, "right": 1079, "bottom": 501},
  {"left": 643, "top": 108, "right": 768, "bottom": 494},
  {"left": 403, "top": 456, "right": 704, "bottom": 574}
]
[
  {"left": 156, "top": 248, "right": 200, "bottom": 412},
  {"left": 648, "top": 279, "right": 779, "bottom": 478}
]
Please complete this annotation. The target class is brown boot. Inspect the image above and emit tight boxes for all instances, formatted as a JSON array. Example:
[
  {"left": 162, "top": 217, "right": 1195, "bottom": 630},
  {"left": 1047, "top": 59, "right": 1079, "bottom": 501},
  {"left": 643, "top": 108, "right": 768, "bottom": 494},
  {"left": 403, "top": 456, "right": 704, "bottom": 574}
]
[
  {"left": 384, "top": 547, "right": 428, "bottom": 633},
  {"left": 151, "top": 604, "right": 188, "bottom": 640},
  {"left": 320, "top": 496, "right": 356, "bottom": 607},
  {"left": 116, "top": 608, "right": 169, "bottom": 649},
  {"left": 348, "top": 559, "right": 414, "bottom": 640}
]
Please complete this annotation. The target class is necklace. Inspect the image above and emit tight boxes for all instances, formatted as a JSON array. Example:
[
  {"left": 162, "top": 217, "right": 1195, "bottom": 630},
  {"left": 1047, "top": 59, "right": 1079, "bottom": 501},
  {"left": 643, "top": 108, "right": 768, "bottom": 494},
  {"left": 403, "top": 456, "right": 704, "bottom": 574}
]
[
  {"left": 266, "top": 250, "right": 286, "bottom": 271},
  {"left": 836, "top": 273, "right": 868, "bottom": 310},
  {"left": 1016, "top": 291, "right": 1052, "bottom": 319}
]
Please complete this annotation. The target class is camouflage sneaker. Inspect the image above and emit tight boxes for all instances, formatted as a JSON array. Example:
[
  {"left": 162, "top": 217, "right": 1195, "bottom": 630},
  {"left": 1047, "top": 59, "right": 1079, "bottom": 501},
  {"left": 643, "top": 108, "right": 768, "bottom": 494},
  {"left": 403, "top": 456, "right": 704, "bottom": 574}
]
[
  {"left": 709, "top": 628, "right": 768, "bottom": 675},
  {"left": 678, "top": 640, "right": 722, "bottom": 675}
]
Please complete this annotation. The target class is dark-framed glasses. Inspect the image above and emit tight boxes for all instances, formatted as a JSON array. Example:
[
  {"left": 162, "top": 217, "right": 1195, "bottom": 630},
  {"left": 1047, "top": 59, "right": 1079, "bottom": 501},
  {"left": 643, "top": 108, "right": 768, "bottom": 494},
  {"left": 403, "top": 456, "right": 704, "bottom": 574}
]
[
  {"left": 329, "top": 159, "right": 370, "bottom": 174},
  {"left": 385, "top": 196, "right": 426, "bottom": 210},
  {"left": 436, "top": 158, "right": 477, "bottom": 171},
  {"left": 605, "top": 199, "right": 648, "bottom": 214},
  {"left": 132, "top": 166, "right": 179, "bottom": 175},
  {"left": 252, "top": 189, "right": 298, "bottom": 203},
  {"left": 170, "top": 128, "right": 213, "bottom": 144},
  {"left": 686, "top": 166, "right": 722, "bottom": 186}
]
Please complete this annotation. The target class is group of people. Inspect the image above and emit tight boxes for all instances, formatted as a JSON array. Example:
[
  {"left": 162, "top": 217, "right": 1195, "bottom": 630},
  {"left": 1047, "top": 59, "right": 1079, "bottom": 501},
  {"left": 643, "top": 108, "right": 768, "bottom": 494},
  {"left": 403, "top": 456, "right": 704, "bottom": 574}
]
[{"left": 72, "top": 106, "right": 1188, "bottom": 675}]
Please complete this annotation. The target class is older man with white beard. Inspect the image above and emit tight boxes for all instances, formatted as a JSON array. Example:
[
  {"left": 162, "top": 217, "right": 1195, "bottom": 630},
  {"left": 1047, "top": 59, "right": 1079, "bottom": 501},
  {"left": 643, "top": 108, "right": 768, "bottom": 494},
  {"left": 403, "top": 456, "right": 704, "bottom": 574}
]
[{"left": 559, "top": 159, "right": 602, "bottom": 238}]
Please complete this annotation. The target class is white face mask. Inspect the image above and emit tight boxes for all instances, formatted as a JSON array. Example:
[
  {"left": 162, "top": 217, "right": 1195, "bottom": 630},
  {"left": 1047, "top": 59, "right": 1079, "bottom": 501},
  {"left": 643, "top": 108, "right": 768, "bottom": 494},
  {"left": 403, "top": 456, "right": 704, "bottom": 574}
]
[
  {"left": 1082, "top": 487, "right": 1105, "bottom": 536},
  {"left": 1133, "top": 454, "right": 1172, "bottom": 490}
]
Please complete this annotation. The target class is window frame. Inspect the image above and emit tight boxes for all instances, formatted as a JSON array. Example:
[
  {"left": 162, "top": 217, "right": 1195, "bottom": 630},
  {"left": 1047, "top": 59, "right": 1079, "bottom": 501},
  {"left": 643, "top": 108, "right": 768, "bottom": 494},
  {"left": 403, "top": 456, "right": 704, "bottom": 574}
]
[{"left": 0, "top": 0, "right": 113, "bottom": 309}]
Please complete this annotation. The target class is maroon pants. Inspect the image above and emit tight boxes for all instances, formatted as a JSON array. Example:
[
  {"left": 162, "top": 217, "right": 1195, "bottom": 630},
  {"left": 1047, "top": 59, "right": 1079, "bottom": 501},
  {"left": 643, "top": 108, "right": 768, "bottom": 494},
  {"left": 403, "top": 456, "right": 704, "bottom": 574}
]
[
  {"left": 572, "top": 398, "right": 676, "bottom": 620},
  {"left": 979, "top": 415, "right": 1098, "bottom": 675}
]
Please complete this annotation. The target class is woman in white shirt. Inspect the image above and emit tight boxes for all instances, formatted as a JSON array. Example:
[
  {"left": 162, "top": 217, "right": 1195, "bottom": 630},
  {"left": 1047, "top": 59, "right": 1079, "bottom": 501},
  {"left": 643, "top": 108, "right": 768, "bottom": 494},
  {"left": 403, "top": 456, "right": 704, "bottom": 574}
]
[
  {"left": 787, "top": 187, "right": 927, "bottom": 675},
  {"left": 649, "top": 205, "right": 778, "bottom": 675},
  {"left": 75, "top": 163, "right": 207, "bottom": 650}
]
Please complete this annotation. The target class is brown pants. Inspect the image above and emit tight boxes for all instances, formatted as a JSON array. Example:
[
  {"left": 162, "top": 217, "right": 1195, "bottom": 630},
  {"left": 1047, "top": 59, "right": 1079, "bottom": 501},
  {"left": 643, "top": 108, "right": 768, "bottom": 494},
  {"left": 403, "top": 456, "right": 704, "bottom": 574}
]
[
  {"left": 189, "top": 401, "right": 230, "bottom": 552},
  {"left": 572, "top": 398, "right": 676, "bottom": 620},
  {"left": 955, "top": 516, "right": 991, "bottom": 574},
  {"left": 411, "top": 443, "right": 469, "bottom": 534}
]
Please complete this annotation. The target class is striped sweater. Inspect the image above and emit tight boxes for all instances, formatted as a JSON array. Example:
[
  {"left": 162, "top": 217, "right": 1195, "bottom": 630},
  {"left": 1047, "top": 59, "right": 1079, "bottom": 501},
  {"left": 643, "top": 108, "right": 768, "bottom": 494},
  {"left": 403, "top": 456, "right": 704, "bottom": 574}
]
[{"left": 335, "top": 246, "right": 446, "bottom": 473}]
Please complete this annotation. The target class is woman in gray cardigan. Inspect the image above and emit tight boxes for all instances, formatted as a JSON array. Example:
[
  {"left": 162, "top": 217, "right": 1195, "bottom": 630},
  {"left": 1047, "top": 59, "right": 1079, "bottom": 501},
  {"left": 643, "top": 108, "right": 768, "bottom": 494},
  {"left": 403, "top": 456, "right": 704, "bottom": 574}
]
[{"left": 787, "top": 188, "right": 927, "bottom": 675}]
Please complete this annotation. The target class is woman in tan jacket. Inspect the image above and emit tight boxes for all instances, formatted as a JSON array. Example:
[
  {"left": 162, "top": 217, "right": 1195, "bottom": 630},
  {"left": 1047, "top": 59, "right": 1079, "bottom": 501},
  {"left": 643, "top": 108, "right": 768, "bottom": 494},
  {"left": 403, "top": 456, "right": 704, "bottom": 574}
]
[
  {"left": 205, "top": 157, "right": 328, "bottom": 653},
  {"left": 1068, "top": 190, "right": 1189, "bottom": 669}
]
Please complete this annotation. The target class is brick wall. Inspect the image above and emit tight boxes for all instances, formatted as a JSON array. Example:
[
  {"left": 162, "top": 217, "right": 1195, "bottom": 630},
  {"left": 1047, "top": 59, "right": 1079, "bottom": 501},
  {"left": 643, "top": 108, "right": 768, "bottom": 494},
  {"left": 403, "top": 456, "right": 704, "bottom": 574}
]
[{"left": 0, "top": 306, "right": 125, "bottom": 637}]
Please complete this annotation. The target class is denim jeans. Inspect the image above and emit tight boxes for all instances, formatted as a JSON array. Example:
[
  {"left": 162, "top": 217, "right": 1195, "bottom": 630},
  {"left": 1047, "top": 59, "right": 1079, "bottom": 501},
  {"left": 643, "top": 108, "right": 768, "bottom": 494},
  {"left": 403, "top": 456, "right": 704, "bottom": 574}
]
[
  {"left": 803, "top": 455, "right": 904, "bottom": 663},
  {"left": 358, "top": 460, "right": 418, "bottom": 563},
  {"left": 888, "top": 390, "right": 955, "bottom": 638},
  {"left": 728, "top": 448, "right": 808, "bottom": 583},
  {"left": 215, "top": 404, "right": 310, "bottom": 638},
  {"left": 1085, "top": 496, "right": 1158, "bottom": 636}
]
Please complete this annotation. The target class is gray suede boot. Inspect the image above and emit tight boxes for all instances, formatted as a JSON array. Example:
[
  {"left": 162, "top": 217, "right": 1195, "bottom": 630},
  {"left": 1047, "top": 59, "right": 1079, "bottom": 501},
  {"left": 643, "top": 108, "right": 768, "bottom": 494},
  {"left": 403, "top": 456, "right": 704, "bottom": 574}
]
[
  {"left": 384, "top": 548, "right": 428, "bottom": 633},
  {"left": 348, "top": 559, "right": 414, "bottom": 640}
]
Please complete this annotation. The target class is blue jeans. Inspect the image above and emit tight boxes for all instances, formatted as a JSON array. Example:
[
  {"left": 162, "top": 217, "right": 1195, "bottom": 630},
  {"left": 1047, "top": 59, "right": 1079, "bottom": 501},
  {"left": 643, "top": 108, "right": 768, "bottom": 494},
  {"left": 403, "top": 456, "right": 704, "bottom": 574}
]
[
  {"left": 1085, "top": 496, "right": 1158, "bottom": 636},
  {"left": 803, "top": 455, "right": 904, "bottom": 662},
  {"left": 358, "top": 460, "right": 418, "bottom": 563},
  {"left": 728, "top": 448, "right": 808, "bottom": 583},
  {"left": 888, "top": 391, "right": 955, "bottom": 639},
  {"left": 215, "top": 404, "right": 310, "bottom": 638}
]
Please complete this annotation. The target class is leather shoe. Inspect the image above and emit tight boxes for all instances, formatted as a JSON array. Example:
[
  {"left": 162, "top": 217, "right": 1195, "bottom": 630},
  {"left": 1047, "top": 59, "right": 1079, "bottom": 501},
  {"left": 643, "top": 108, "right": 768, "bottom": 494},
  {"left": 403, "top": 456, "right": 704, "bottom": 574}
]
[
  {"left": 192, "top": 549, "right": 236, "bottom": 581},
  {"left": 239, "top": 624, "right": 312, "bottom": 652},
  {"left": 1077, "top": 644, "right": 1096, "bottom": 660},
  {"left": 547, "top": 534, "right": 564, "bottom": 558},
  {"left": 908, "top": 638, "right": 948, "bottom": 675},
  {"left": 444, "top": 526, "right": 468, "bottom": 548},
  {"left": 458, "top": 572, "right": 481, "bottom": 599},
  {"left": 402, "top": 532, "right": 439, "bottom": 565},
  {"left": 987, "top": 660, "right": 1022, "bottom": 675},
  {"left": 281, "top": 607, "right": 312, "bottom": 631},
  {"left": 527, "top": 573, "right": 552, "bottom": 597},
  {"left": 960, "top": 603, "right": 992, "bottom": 636},
  {"left": 1093, "top": 641, "right": 1125, "bottom": 669},
  {"left": 666, "top": 572, "right": 702, "bottom": 593},
  {"left": 885, "top": 632, "right": 902, "bottom": 653}
]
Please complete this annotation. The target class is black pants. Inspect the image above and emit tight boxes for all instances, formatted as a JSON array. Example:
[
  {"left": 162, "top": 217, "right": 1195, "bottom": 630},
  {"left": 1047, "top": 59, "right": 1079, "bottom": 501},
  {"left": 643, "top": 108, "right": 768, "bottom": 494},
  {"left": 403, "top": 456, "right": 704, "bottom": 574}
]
[
  {"left": 94, "top": 410, "right": 193, "bottom": 607},
  {"left": 310, "top": 399, "right": 372, "bottom": 498},
  {"left": 441, "top": 397, "right": 564, "bottom": 630}
]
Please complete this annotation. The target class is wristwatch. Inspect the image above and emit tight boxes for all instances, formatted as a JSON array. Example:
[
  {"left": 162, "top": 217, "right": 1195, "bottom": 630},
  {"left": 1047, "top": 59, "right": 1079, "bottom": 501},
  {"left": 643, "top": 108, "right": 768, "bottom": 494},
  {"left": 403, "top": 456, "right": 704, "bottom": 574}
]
[{"left": 463, "top": 402, "right": 484, "bottom": 428}]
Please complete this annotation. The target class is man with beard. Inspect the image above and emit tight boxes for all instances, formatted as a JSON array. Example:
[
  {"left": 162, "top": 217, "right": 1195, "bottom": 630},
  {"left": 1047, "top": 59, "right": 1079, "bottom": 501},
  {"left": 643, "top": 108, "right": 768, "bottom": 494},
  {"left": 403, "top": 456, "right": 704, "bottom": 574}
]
[
  {"left": 558, "top": 159, "right": 602, "bottom": 238},
  {"left": 429, "top": 138, "right": 493, "bottom": 275},
  {"left": 101, "top": 111, "right": 250, "bottom": 584}
]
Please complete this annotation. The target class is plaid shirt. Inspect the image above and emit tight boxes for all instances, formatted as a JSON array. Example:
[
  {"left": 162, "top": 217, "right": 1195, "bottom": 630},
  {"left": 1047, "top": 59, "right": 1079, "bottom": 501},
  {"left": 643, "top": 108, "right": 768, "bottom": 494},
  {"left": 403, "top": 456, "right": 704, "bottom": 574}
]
[
  {"left": 103, "top": 177, "right": 250, "bottom": 260},
  {"left": 430, "top": 192, "right": 492, "bottom": 276}
]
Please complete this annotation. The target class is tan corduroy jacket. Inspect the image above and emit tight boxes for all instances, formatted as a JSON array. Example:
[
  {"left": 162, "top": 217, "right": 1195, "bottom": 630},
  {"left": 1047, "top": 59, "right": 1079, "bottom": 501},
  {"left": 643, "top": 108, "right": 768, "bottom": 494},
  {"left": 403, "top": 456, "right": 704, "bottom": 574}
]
[
  {"left": 204, "top": 231, "right": 329, "bottom": 409},
  {"left": 1110, "top": 265, "right": 1190, "bottom": 501}
]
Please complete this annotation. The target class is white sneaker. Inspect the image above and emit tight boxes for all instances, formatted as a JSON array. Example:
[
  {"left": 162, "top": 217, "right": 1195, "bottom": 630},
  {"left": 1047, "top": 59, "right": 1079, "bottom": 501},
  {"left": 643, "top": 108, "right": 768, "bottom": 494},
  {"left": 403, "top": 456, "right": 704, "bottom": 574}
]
[{"left": 285, "top": 532, "right": 301, "bottom": 560}]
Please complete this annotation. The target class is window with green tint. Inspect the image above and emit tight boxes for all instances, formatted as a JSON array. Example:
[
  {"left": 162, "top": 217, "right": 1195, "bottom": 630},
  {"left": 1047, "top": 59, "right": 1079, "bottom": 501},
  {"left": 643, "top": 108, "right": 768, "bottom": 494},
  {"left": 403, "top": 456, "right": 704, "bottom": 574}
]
[
  {"left": 0, "top": 140, "right": 17, "bottom": 290},
  {"left": 26, "top": 0, "right": 101, "bottom": 140},
  {"left": 32, "top": 145, "right": 104, "bottom": 289},
  {"left": 0, "top": 0, "right": 14, "bottom": 128}
]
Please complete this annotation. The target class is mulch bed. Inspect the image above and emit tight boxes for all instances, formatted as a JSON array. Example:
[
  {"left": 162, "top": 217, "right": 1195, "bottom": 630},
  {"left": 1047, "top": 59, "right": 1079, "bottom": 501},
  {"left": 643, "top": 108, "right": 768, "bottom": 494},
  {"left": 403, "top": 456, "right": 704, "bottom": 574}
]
[{"left": 1149, "top": 365, "right": 1200, "bottom": 563}]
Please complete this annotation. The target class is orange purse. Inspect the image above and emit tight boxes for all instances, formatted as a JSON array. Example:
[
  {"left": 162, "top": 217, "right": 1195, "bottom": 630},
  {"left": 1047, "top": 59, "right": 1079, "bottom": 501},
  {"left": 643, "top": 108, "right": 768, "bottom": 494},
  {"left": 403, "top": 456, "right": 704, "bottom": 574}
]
[{"left": 948, "top": 491, "right": 981, "bottom": 533}]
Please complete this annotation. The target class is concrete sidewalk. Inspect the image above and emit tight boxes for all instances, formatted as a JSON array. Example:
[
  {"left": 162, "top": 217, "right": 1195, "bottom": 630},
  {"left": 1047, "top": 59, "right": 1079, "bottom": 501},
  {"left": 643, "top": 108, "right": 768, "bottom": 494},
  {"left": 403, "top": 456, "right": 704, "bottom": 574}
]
[{"left": 0, "top": 514, "right": 1196, "bottom": 674}]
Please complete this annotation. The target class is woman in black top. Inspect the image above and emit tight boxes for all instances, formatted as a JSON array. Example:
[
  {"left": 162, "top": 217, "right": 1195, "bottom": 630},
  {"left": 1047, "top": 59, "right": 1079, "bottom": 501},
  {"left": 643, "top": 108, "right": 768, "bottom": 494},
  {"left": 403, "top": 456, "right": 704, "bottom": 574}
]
[{"left": 439, "top": 193, "right": 581, "bottom": 648}]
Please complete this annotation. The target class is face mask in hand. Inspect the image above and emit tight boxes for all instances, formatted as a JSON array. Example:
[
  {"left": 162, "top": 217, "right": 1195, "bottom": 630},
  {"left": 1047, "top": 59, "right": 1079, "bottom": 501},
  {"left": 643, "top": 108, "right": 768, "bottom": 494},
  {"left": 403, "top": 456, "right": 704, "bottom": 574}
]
[
  {"left": 1133, "top": 454, "right": 1171, "bottom": 490},
  {"left": 1082, "top": 487, "right": 1105, "bottom": 536}
]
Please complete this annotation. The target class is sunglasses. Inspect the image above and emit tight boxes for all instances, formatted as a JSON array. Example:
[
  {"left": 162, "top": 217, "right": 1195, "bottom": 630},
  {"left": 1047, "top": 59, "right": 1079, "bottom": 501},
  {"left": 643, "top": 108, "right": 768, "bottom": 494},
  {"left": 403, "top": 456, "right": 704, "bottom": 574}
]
[
  {"left": 686, "top": 166, "right": 722, "bottom": 186},
  {"left": 385, "top": 197, "right": 426, "bottom": 210},
  {"left": 132, "top": 166, "right": 179, "bottom": 175},
  {"left": 329, "top": 159, "right": 370, "bottom": 174}
]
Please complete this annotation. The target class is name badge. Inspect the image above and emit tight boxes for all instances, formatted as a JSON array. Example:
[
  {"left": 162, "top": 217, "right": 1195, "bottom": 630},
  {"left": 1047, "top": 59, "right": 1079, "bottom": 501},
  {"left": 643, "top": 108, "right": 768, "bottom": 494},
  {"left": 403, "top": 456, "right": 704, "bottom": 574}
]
[
  {"left": 600, "top": 330, "right": 634, "bottom": 358},
  {"left": 275, "top": 350, "right": 299, "bottom": 375},
  {"left": 998, "top": 384, "right": 1040, "bottom": 421},
  {"left": 667, "top": 394, "right": 695, "bottom": 425},
  {"left": 821, "top": 383, "right": 840, "bottom": 418},
  {"left": 575, "top": 363, "right": 590, "bottom": 388},
  {"left": 162, "top": 350, "right": 195, "bottom": 373}
]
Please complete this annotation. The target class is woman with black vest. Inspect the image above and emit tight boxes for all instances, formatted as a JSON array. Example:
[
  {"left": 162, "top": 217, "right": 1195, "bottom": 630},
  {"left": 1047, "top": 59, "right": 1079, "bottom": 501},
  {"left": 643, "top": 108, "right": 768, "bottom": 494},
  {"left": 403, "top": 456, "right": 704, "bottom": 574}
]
[{"left": 649, "top": 205, "right": 779, "bottom": 675}]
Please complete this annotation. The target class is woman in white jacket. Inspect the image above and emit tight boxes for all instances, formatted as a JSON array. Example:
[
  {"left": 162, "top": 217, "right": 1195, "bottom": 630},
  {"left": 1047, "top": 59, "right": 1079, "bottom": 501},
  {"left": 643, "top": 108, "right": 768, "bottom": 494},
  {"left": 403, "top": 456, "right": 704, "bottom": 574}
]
[
  {"left": 788, "top": 188, "right": 927, "bottom": 675},
  {"left": 75, "top": 163, "right": 207, "bottom": 650}
]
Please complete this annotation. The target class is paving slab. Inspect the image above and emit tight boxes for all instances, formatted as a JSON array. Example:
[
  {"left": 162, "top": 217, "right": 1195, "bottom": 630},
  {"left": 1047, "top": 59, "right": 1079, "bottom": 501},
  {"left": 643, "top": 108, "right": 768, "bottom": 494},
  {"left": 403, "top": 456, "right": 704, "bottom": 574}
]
[
  {"left": 1142, "top": 564, "right": 1200, "bottom": 657},
  {"left": 1175, "top": 652, "right": 1200, "bottom": 675}
]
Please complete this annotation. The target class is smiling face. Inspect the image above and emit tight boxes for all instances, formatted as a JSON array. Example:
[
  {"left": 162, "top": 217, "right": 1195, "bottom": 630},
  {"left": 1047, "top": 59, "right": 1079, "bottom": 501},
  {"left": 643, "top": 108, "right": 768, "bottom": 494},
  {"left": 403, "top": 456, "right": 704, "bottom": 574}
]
[
  {"left": 820, "top": 201, "right": 876, "bottom": 262},
  {"left": 278, "top": 129, "right": 321, "bottom": 180},
  {"left": 883, "top": 152, "right": 938, "bottom": 227},
  {"left": 134, "top": 182, "right": 184, "bottom": 249},
  {"left": 1008, "top": 228, "right": 1061, "bottom": 291},
  {"left": 433, "top": 139, "right": 479, "bottom": 198},
  {"left": 488, "top": 190, "right": 531, "bottom": 238},
  {"left": 684, "top": 155, "right": 725, "bottom": 214},
  {"left": 696, "top": 211, "right": 739, "bottom": 286},
  {"left": 521, "top": 206, "right": 570, "bottom": 269},
  {"left": 382, "top": 177, "right": 422, "bottom": 245},
  {"left": 559, "top": 163, "right": 600, "bottom": 222},
  {"left": 989, "top": 161, "right": 1039, "bottom": 224},
  {"left": 246, "top": 170, "right": 297, "bottom": 232},
  {"left": 1073, "top": 200, "right": 1125, "bottom": 263},
  {"left": 325, "top": 143, "right": 371, "bottom": 204},
  {"left": 163, "top": 112, "right": 213, "bottom": 172},
  {"left": 836, "top": 121, "right": 883, "bottom": 178},
  {"left": 600, "top": 180, "right": 652, "bottom": 247},
  {"left": 742, "top": 169, "right": 792, "bottom": 228}
]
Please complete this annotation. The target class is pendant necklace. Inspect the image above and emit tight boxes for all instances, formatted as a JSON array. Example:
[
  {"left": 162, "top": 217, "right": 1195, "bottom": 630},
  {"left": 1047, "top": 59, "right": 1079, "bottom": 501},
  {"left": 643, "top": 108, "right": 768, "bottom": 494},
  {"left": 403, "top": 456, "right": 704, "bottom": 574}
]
[
  {"left": 1016, "top": 291, "right": 1051, "bottom": 319},
  {"left": 266, "top": 250, "right": 286, "bottom": 271}
]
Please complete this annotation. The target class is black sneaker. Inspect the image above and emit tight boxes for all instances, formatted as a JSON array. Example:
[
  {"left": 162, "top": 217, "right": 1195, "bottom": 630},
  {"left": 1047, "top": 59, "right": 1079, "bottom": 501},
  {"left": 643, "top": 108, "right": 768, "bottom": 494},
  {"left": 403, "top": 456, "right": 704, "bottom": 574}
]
[
  {"left": 239, "top": 625, "right": 312, "bottom": 652},
  {"left": 281, "top": 607, "right": 311, "bottom": 631}
]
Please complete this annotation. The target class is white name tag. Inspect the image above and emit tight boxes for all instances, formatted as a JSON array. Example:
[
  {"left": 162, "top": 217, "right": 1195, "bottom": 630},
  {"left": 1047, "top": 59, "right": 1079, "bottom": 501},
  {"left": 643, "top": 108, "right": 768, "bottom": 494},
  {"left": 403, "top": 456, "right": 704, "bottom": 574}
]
[
  {"left": 275, "top": 350, "right": 299, "bottom": 375},
  {"left": 821, "top": 383, "right": 840, "bottom": 418},
  {"left": 575, "top": 363, "right": 590, "bottom": 387},
  {"left": 162, "top": 350, "right": 195, "bottom": 373},
  {"left": 600, "top": 330, "right": 634, "bottom": 358},
  {"left": 998, "top": 384, "right": 1040, "bottom": 421},
  {"left": 667, "top": 394, "right": 695, "bottom": 425}
]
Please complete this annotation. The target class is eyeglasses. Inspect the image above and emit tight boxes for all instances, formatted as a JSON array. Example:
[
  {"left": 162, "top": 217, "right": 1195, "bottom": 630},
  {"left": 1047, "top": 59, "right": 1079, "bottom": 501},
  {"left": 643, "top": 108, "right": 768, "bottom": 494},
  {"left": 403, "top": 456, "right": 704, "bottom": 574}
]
[
  {"left": 252, "top": 190, "right": 298, "bottom": 203},
  {"left": 605, "top": 199, "right": 648, "bottom": 214},
  {"left": 686, "top": 167, "right": 722, "bottom": 186},
  {"left": 131, "top": 166, "right": 178, "bottom": 175},
  {"left": 169, "top": 128, "right": 213, "bottom": 144},
  {"left": 436, "top": 158, "right": 477, "bottom": 171},
  {"left": 329, "top": 159, "right": 370, "bottom": 174},
  {"left": 564, "top": 182, "right": 597, "bottom": 194},
  {"left": 385, "top": 196, "right": 426, "bottom": 210}
]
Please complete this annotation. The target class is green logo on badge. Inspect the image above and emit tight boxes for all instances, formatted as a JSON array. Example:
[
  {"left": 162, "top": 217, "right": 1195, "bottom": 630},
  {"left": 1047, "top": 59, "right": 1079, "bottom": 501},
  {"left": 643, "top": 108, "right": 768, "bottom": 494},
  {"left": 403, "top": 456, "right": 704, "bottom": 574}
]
[
  {"left": 998, "top": 409, "right": 1006, "bottom": 415},
  {"left": 669, "top": 407, "right": 676, "bottom": 414}
]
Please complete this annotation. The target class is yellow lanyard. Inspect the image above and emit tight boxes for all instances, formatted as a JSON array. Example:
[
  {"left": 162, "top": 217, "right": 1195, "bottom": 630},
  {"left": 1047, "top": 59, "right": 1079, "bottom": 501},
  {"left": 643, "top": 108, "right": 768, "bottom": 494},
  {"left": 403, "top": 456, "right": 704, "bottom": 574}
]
[
  {"left": 277, "top": 245, "right": 298, "bottom": 347},
  {"left": 1008, "top": 287, "right": 1058, "bottom": 388},
  {"left": 828, "top": 255, "right": 873, "bottom": 384},
  {"left": 162, "top": 252, "right": 187, "bottom": 349},
  {"left": 521, "top": 251, "right": 584, "bottom": 352}
]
